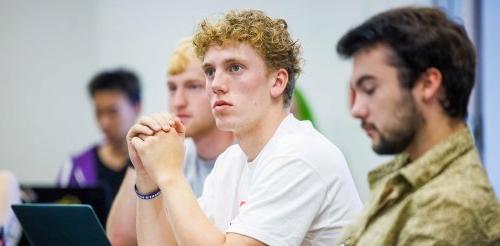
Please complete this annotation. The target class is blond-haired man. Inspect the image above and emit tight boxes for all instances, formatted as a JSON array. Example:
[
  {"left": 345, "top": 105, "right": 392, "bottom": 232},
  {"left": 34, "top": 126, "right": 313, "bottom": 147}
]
[{"left": 106, "top": 38, "right": 234, "bottom": 245}]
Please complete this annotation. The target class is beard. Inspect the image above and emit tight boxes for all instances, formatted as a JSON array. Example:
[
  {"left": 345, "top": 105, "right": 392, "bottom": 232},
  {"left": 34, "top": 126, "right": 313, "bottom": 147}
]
[{"left": 367, "top": 94, "right": 423, "bottom": 155}]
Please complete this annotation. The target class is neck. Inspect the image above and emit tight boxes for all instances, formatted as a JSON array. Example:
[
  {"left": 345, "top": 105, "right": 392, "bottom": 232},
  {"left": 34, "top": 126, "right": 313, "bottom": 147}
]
[
  {"left": 237, "top": 108, "right": 289, "bottom": 161},
  {"left": 106, "top": 140, "right": 128, "bottom": 157},
  {"left": 98, "top": 139, "right": 129, "bottom": 170},
  {"left": 193, "top": 127, "right": 235, "bottom": 160},
  {"left": 406, "top": 117, "right": 466, "bottom": 161}
]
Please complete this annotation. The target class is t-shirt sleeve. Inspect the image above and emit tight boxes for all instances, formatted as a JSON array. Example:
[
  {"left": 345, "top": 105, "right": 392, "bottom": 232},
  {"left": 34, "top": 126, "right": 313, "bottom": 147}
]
[{"left": 227, "top": 156, "right": 327, "bottom": 246}]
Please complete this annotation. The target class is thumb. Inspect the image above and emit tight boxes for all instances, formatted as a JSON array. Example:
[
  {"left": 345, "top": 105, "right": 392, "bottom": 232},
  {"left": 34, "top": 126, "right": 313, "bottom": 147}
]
[
  {"left": 130, "top": 136, "right": 146, "bottom": 154},
  {"left": 173, "top": 117, "right": 186, "bottom": 137}
]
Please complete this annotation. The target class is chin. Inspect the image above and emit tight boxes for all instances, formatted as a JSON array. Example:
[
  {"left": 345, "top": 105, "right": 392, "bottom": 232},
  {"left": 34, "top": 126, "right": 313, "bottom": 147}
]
[
  {"left": 107, "top": 137, "right": 123, "bottom": 145},
  {"left": 215, "top": 119, "right": 234, "bottom": 132}
]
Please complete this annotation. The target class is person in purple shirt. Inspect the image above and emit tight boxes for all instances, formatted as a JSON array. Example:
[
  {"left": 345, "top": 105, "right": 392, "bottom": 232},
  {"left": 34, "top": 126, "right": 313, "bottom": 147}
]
[{"left": 57, "top": 69, "right": 142, "bottom": 211}]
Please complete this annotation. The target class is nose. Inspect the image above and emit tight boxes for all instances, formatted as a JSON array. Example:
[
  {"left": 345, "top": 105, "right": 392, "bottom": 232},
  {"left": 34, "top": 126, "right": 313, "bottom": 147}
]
[
  {"left": 350, "top": 89, "right": 368, "bottom": 119},
  {"left": 172, "top": 88, "right": 187, "bottom": 108},
  {"left": 97, "top": 113, "right": 112, "bottom": 132},
  {"left": 209, "top": 71, "right": 228, "bottom": 95}
]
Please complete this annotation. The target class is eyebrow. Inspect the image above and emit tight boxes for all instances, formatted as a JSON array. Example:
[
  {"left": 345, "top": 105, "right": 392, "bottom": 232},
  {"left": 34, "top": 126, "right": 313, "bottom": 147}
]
[
  {"left": 201, "top": 63, "right": 212, "bottom": 70},
  {"left": 202, "top": 58, "right": 245, "bottom": 70},
  {"left": 167, "top": 79, "right": 204, "bottom": 86},
  {"left": 184, "top": 79, "right": 205, "bottom": 84}
]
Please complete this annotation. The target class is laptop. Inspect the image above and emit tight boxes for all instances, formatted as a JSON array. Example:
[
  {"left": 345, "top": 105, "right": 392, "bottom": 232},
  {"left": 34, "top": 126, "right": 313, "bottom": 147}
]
[
  {"left": 11, "top": 204, "right": 110, "bottom": 246},
  {"left": 20, "top": 186, "right": 110, "bottom": 225}
]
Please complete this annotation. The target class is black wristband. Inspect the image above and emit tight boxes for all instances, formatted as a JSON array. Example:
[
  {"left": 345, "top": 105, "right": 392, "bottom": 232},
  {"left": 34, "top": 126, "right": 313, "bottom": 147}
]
[{"left": 134, "top": 184, "right": 161, "bottom": 200}]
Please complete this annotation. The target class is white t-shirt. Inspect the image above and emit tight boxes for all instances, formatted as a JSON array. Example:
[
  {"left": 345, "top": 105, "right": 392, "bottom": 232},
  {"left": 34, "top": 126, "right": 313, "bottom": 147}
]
[{"left": 198, "top": 115, "right": 362, "bottom": 246}]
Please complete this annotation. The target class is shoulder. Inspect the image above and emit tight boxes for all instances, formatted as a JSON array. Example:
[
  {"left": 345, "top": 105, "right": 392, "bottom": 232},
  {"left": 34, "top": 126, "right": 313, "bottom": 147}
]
[
  {"left": 269, "top": 122, "right": 349, "bottom": 176},
  {"left": 217, "top": 144, "right": 245, "bottom": 161},
  {"left": 71, "top": 144, "right": 99, "bottom": 162},
  {"left": 406, "top": 157, "right": 498, "bottom": 241},
  {"left": 402, "top": 194, "right": 494, "bottom": 244},
  {"left": 278, "top": 119, "right": 343, "bottom": 155},
  {"left": 209, "top": 145, "right": 246, "bottom": 175},
  {"left": 413, "top": 150, "right": 496, "bottom": 211}
]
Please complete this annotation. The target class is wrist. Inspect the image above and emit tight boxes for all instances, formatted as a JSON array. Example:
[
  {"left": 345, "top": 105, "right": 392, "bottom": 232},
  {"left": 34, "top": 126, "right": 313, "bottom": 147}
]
[
  {"left": 134, "top": 184, "right": 161, "bottom": 200},
  {"left": 156, "top": 170, "right": 185, "bottom": 191},
  {"left": 135, "top": 173, "right": 159, "bottom": 194}
]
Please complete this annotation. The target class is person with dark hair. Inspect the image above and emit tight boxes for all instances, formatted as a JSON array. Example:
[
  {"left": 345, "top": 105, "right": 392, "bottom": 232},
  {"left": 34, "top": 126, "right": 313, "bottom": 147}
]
[
  {"left": 336, "top": 7, "right": 500, "bottom": 245},
  {"left": 57, "top": 69, "right": 142, "bottom": 214},
  {"left": 126, "top": 9, "right": 361, "bottom": 245}
]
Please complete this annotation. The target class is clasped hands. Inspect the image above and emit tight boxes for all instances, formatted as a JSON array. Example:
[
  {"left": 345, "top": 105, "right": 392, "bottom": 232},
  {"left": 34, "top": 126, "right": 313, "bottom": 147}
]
[{"left": 127, "top": 112, "right": 186, "bottom": 189}]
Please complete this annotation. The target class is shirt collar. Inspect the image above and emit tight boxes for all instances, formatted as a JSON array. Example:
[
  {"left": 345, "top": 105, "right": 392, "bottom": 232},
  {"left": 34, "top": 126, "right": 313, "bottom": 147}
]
[
  {"left": 400, "top": 127, "right": 474, "bottom": 189},
  {"left": 368, "top": 153, "right": 409, "bottom": 190},
  {"left": 368, "top": 127, "right": 474, "bottom": 191}
]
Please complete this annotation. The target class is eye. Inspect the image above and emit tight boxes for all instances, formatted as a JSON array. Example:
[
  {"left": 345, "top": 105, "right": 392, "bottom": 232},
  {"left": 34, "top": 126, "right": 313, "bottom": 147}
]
[
  {"left": 229, "top": 64, "right": 242, "bottom": 73},
  {"left": 360, "top": 83, "right": 376, "bottom": 95},
  {"left": 108, "top": 108, "right": 119, "bottom": 116},
  {"left": 167, "top": 84, "right": 177, "bottom": 94},
  {"left": 204, "top": 67, "right": 215, "bottom": 78},
  {"left": 363, "top": 87, "right": 375, "bottom": 95},
  {"left": 187, "top": 83, "right": 204, "bottom": 90}
]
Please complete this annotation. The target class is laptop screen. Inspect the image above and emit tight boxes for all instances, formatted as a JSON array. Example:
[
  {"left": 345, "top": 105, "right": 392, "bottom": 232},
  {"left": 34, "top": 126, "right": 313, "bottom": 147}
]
[
  {"left": 20, "top": 186, "right": 110, "bottom": 225},
  {"left": 12, "top": 204, "right": 110, "bottom": 246}
]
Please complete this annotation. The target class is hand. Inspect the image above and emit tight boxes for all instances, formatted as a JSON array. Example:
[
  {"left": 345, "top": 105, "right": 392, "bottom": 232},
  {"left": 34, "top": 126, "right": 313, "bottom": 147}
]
[
  {"left": 130, "top": 118, "right": 186, "bottom": 186},
  {"left": 127, "top": 112, "right": 177, "bottom": 174}
]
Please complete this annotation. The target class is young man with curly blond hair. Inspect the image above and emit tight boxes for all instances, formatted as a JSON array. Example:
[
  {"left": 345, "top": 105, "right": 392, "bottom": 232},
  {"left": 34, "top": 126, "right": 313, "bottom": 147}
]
[{"left": 127, "top": 10, "right": 361, "bottom": 245}]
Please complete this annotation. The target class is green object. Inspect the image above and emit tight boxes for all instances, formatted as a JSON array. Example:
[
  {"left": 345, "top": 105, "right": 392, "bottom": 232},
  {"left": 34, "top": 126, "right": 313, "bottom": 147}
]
[{"left": 292, "top": 88, "right": 317, "bottom": 128}]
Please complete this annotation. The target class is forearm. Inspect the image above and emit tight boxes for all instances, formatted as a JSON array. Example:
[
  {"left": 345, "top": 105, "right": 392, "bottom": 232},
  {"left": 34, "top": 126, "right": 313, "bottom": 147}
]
[
  {"left": 159, "top": 175, "right": 225, "bottom": 246},
  {"left": 106, "top": 168, "right": 137, "bottom": 246},
  {"left": 135, "top": 173, "right": 177, "bottom": 245}
]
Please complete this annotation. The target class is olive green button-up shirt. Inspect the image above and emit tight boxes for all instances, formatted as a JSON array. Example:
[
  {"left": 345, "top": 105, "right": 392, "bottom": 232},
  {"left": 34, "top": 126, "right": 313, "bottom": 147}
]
[{"left": 338, "top": 128, "right": 500, "bottom": 245}]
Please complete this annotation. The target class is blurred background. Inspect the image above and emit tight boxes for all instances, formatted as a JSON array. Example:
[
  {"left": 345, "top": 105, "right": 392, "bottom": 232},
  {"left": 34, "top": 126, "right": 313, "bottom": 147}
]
[{"left": 0, "top": 0, "right": 498, "bottom": 201}]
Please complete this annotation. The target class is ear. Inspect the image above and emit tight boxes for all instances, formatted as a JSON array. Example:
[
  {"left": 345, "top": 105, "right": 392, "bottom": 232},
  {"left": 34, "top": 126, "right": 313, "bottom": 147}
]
[
  {"left": 270, "top": 68, "right": 289, "bottom": 99},
  {"left": 415, "top": 67, "right": 443, "bottom": 103},
  {"left": 349, "top": 84, "right": 356, "bottom": 110}
]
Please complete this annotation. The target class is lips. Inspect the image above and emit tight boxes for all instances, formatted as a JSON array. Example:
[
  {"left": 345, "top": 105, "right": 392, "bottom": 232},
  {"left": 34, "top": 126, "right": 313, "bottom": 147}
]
[
  {"left": 213, "top": 100, "right": 233, "bottom": 111},
  {"left": 176, "top": 113, "right": 191, "bottom": 123},
  {"left": 361, "top": 122, "right": 377, "bottom": 137}
]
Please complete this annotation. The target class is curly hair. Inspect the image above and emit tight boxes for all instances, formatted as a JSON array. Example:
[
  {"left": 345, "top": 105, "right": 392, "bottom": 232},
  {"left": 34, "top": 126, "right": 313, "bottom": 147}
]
[
  {"left": 337, "top": 7, "right": 476, "bottom": 119},
  {"left": 193, "top": 9, "right": 302, "bottom": 106}
]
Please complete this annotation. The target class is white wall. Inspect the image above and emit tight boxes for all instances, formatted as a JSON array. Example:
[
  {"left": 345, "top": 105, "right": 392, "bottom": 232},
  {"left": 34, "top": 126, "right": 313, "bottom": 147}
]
[
  {"left": 0, "top": 0, "right": 100, "bottom": 184},
  {"left": 0, "top": 0, "right": 431, "bottom": 201}
]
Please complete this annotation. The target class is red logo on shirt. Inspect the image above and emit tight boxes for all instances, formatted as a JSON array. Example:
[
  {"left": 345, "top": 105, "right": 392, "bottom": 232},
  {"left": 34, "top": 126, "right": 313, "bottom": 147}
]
[{"left": 240, "top": 201, "right": 246, "bottom": 206}]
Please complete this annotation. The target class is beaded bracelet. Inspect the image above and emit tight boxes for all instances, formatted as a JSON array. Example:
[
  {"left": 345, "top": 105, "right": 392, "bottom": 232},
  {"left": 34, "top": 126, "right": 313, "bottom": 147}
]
[{"left": 134, "top": 184, "right": 161, "bottom": 200}]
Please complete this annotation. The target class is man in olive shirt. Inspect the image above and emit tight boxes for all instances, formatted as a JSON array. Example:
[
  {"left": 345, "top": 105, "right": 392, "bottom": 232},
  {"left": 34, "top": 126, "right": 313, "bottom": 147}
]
[{"left": 336, "top": 7, "right": 500, "bottom": 245}]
